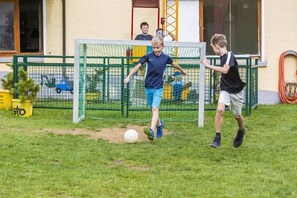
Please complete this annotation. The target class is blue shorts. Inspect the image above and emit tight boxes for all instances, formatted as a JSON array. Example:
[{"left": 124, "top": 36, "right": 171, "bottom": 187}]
[{"left": 145, "top": 88, "right": 163, "bottom": 109}]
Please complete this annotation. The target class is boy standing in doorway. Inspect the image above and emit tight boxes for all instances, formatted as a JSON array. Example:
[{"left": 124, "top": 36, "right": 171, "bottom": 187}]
[{"left": 134, "top": 22, "right": 153, "bottom": 41}]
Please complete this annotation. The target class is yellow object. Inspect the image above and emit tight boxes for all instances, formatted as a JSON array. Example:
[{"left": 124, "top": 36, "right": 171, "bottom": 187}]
[
  {"left": 162, "top": 0, "right": 178, "bottom": 41},
  {"left": 132, "top": 46, "right": 149, "bottom": 76},
  {"left": 0, "top": 89, "right": 13, "bottom": 110},
  {"left": 12, "top": 99, "right": 33, "bottom": 117},
  {"left": 163, "top": 84, "right": 189, "bottom": 100},
  {"left": 181, "top": 86, "right": 190, "bottom": 100},
  {"left": 86, "top": 92, "right": 99, "bottom": 100},
  {"left": 132, "top": 46, "right": 146, "bottom": 63},
  {"left": 85, "top": 92, "right": 101, "bottom": 103}
]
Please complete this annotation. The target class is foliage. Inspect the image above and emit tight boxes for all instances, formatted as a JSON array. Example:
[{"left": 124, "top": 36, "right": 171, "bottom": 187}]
[
  {"left": 0, "top": 105, "right": 296, "bottom": 197},
  {"left": 1, "top": 72, "right": 13, "bottom": 91},
  {"left": 14, "top": 67, "right": 40, "bottom": 103},
  {"left": 0, "top": 63, "right": 13, "bottom": 91},
  {"left": 86, "top": 69, "right": 104, "bottom": 93}
]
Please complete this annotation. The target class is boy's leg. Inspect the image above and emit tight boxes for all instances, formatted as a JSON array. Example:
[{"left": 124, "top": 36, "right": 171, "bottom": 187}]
[
  {"left": 230, "top": 91, "right": 246, "bottom": 147},
  {"left": 210, "top": 91, "right": 230, "bottom": 148},
  {"left": 210, "top": 103, "right": 225, "bottom": 148},
  {"left": 234, "top": 114, "right": 244, "bottom": 130},
  {"left": 215, "top": 103, "right": 225, "bottom": 133},
  {"left": 150, "top": 107, "right": 159, "bottom": 132},
  {"left": 144, "top": 88, "right": 163, "bottom": 140},
  {"left": 233, "top": 114, "right": 246, "bottom": 148},
  {"left": 144, "top": 89, "right": 155, "bottom": 140},
  {"left": 150, "top": 88, "right": 163, "bottom": 131},
  {"left": 152, "top": 88, "right": 164, "bottom": 138}
]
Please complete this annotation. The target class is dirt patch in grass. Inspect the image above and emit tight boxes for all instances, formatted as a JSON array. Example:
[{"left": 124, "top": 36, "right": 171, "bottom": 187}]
[{"left": 44, "top": 125, "right": 171, "bottom": 143}]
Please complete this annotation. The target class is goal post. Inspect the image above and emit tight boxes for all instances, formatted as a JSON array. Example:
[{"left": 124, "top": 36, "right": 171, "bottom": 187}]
[
  {"left": 73, "top": 39, "right": 206, "bottom": 127},
  {"left": 73, "top": 40, "right": 86, "bottom": 123}
]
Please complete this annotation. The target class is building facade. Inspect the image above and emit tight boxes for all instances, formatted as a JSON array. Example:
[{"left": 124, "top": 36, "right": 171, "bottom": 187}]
[{"left": 1, "top": 0, "right": 297, "bottom": 104}]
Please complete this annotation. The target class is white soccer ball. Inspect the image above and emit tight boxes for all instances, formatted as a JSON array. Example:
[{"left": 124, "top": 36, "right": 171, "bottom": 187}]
[{"left": 124, "top": 129, "right": 138, "bottom": 143}]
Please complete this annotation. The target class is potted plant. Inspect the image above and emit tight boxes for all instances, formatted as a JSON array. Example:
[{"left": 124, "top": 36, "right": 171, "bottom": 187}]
[
  {"left": 12, "top": 67, "right": 40, "bottom": 117},
  {"left": 86, "top": 68, "right": 103, "bottom": 103},
  {"left": 0, "top": 64, "right": 13, "bottom": 110}
]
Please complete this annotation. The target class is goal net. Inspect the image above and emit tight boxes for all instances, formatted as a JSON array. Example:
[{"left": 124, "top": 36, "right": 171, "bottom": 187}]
[{"left": 73, "top": 39, "right": 206, "bottom": 127}]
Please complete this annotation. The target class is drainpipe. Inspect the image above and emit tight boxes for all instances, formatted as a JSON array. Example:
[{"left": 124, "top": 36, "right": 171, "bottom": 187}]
[
  {"left": 62, "top": 0, "right": 67, "bottom": 78},
  {"left": 260, "top": 0, "right": 265, "bottom": 64},
  {"left": 43, "top": 0, "right": 46, "bottom": 54}
]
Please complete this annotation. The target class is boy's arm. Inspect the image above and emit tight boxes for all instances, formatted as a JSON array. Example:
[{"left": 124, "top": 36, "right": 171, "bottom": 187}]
[
  {"left": 171, "top": 62, "right": 186, "bottom": 75},
  {"left": 124, "top": 63, "right": 142, "bottom": 84},
  {"left": 168, "top": 32, "right": 176, "bottom": 41},
  {"left": 201, "top": 58, "right": 230, "bottom": 74}
]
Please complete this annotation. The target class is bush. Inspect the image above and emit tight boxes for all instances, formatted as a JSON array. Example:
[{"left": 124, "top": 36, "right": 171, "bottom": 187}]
[
  {"left": 14, "top": 68, "right": 40, "bottom": 103},
  {"left": 1, "top": 63, "right": 13, "bottom": 91},
  {"left": 1, "top": 72, "right": 13, "bottom": 91}
]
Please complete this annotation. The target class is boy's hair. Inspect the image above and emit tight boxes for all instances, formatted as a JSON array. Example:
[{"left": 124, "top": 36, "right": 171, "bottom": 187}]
[
  {"left": 140, "top": 22, "right": 149, "bottom": 28},
  {"left": 211, "top": 33, "right": 227, "bottom": 47},
  {"left": 151, "top": 36, "right": 164, "bottom": 46}
]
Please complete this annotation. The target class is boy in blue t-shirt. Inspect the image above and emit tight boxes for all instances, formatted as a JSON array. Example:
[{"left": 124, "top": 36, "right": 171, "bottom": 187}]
[{"left": 124, "top": 36, "right": 186, "bottom": 140}]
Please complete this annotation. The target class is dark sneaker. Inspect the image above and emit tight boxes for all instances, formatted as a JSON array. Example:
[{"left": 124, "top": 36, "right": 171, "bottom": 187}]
[
  {"left": 209, "top": 137, "right": 221, "bottom": 148},
  {"left": 233, "top": 128, "right": 246, "bottom": 148},
  {"left": 156, "top": 121, "right": 165, "bottom": 138},
  {"left": 144, "top": 128, "right": 154, "bottom": 141}
]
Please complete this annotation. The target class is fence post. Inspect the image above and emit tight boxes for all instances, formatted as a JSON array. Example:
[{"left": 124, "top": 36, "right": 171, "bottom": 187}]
[
  {"left": 125, "top": 59, "right": 132, "bottom": 118},
  {"left": 23, "top": 56, "right": 28, "bottom": 71},
  {"left": 121, "top": 58, "right": 125, "bottom": 118},
  {"left": 13, "top": 55, "right": 18, "bottom": 99},
  {"left": 246, "top": 56, "right": 251, "bottom": 116}
]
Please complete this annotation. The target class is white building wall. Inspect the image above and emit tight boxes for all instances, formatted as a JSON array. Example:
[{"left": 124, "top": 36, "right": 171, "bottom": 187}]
[
  {"left": 258, "top": 0, "right": 297, "bottom": 104},
  {"left": 43, "top": 0, "right": 297, "bottom": 104},
  {"left": 178, "top": 1, "right": 199, "bottom": 42}
]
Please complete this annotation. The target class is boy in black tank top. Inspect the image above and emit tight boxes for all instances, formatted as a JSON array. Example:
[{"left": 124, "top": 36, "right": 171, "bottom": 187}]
[{"left": 201, "top": 34, "right": 246, "bottom": 148}]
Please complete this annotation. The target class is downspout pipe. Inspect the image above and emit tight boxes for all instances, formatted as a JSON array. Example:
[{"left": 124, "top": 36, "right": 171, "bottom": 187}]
[
  {"left": 62, "top": 0, "right": 67, "bottom": 78},
  {"left": 42, "top": 0, "right": 46, "bottom": 54},
  {"left": 260, "top": 0, "right": 266, "bottom": 64}
]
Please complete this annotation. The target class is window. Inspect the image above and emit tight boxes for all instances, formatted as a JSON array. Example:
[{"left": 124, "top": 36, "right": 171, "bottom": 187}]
[
  {"left": 0, "top": 0, "right": 43, "bottom": 56},
  {"left": 0, "top": 0, "right": 15, "bottom": 51},
  {"left": 200, "top": 0, "right": 260, "bottom": 55}
]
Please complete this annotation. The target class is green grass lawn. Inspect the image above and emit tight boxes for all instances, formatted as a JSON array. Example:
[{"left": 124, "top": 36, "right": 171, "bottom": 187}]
[{"left": 0, "top": 104, "right": 296, "bottom": 197}]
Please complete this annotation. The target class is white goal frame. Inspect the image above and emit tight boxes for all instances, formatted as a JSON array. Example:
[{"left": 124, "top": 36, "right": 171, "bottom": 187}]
[{"left": 73, "top": 39, "right": 206, "bottom": 127}]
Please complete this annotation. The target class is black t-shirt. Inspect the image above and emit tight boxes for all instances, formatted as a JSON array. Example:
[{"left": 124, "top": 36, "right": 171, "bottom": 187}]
[
  {"left": 220, "top": 51, "right": 246, "bottom": 94},
  {"left": 134, "top": 34, "right": 153, "bottom": 41}
]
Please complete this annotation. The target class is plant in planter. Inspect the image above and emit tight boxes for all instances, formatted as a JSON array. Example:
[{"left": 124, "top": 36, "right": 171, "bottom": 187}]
[
  {"left": 86, "top": 68, "right": 103, "bottom": 103},
  {"left": 1, "top": 72, "right": 13, "bottom": 91},
  {"left": 0, "top": 64, "right": 13, "bottom": 110},
  {"left": 13, "top": 68, "right": 40, "bottom": 117}
]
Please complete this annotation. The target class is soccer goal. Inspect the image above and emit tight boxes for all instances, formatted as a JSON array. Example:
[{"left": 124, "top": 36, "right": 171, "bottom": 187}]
[{"left": 73, "top": 39, "right": 206, "bottom": 127}]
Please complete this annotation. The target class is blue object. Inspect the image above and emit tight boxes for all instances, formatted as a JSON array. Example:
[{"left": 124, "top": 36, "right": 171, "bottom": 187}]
[
  {"left": 55, "top": 79, "right": 74, "bottom": 94},
  {"left": 172, "top": 82, "right": 183, "bottom": 101},
  {"left": 147, "top": 46, "right": 152, "bottom": 53},
  {"left": 173, "top": 71, "right": 181, "bottom": 77},
  {"left": 156, "top": 121, "right": 165, "bottom": 138}
]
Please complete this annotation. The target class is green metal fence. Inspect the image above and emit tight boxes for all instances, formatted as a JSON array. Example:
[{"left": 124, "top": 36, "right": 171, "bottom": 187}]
[{"left": 13, "top": 54, "right": 258, "bottom": 121}]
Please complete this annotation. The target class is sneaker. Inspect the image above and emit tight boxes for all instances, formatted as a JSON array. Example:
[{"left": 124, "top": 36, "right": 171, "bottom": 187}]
[
  {"left": 156, "top": 121, "right": 165, "bottom": 138},
  {"left": 144, "top": 128, "right": 154, "bottom": 141},
  {"left": 233, "top": 128, "right": 246, "bottom": 148},
  {"left": 209, "top": 136, "right": 221, "bottom": 148}
]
